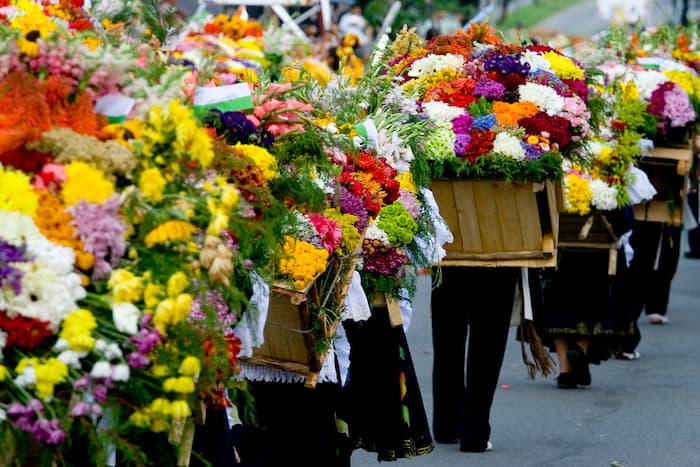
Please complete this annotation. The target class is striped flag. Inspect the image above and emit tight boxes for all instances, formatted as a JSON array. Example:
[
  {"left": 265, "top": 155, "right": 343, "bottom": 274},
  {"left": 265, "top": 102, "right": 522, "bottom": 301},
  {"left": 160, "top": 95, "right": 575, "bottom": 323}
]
[{"left": 193, "top": 83, "right": 254, "bottom": 120}]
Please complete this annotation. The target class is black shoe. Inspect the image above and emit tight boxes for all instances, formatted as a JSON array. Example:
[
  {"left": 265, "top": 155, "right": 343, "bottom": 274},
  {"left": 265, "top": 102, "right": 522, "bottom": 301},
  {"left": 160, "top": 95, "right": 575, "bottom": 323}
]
[
  {"left": 567, "top": 344, "right": 591, "bottom": 386},
  {"left": 685, "top": 251, "right": 700, "bottom": 259},
  {"left": 556, "top": 372, "right": 577, "bottom": 389},
  {"left": 433, "top": 429, "right": 458, "bottom": 444},
  {"left": 434, "top": 436, "right": 458, "bottom": 444}
]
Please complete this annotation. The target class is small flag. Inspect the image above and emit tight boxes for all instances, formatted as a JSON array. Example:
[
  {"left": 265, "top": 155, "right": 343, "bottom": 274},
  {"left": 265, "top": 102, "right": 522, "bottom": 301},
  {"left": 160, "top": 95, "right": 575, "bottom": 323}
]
[
  {"left": 94, "top": 94, "right": 135, "bottom": 124},
  {"left": 193, "top": 83, "right": 254, "bottom": 120},
  {"left": 354, "top": 118, "right": 379, "bottom": 148}
]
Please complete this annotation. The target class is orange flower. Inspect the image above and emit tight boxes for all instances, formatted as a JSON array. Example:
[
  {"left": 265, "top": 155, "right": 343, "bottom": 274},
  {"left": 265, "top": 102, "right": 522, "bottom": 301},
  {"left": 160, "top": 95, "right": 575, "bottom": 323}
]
[
  {"left": 0, "top": 71, "right": 51, "bottom": 153},
  {"left": 33, "top": 189, "right": 95, "bottom": 271},
  {"left": 492, "top": 101, "right": 539, "bottom": 127},
  {"left": 40, "top": 76, "right": 106, "bottom": 138}
]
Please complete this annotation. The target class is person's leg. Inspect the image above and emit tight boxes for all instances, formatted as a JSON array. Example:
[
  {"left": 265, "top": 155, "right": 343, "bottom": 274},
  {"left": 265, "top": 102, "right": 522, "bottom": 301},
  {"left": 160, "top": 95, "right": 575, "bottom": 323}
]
[
  {"left": 645, "top": 224, "right": 681, "bottom": 321},
  {"left": 554, "top": 336, "right": 572, "bottom": 373},
  {"left": 431, "top": 267, "right": 470, "bottom": 443},
  {"left": 459, "top": 268, "right": 517, "bottom": 451},
  {"left": 628, "top": 222, "right": 663, "bottom": 318}
]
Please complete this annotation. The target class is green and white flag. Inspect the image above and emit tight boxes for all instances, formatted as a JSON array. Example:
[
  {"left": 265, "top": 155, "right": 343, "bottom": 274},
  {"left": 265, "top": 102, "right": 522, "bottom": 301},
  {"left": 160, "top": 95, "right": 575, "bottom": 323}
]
[
  {"left": 354, "top": 118, "right": 379, "bottom": 148},
  {"left": 193, "top": 83, "right": 254, "bottom": 120},
  {"left": 94, "top": 93, "right": 135, "bottom": 124}
]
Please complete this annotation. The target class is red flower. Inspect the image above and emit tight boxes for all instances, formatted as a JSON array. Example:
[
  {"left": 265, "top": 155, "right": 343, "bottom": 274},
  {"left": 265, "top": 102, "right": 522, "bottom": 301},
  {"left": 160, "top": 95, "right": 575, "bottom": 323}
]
[
  {"left": 0, "top": 312, "right": 54, "bottom": 350},
  {"left": 518, "top": 112, "right": 572, "bottom": 149},
  {"left": 462, "top": 128, "right": 495, "bottom": 163}
]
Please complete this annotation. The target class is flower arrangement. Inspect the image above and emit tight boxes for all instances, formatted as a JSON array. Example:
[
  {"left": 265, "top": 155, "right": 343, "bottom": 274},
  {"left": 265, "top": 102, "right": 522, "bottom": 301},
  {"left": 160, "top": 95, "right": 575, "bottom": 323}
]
[{"left": 384, "top": 23, "right": 595, "bottom": 183}]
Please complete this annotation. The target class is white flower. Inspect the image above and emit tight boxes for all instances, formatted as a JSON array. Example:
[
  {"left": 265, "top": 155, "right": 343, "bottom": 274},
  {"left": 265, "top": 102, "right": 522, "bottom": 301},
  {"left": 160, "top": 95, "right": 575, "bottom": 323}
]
[
  {"left": 0, "top": 408, "right": 6, "bottom": 422},
  {"left": 626, "top": 70, "right": 669, "bottom": 100},
  {"left": 112, "top": 364, "right": 130, "bottom": 382},
  {"left": 408, "top": 53, "right": 465, "bottom": 78},
  {"left": 103, "top": 343, "right": 123, "bottom": 360},
  {"left": 590, "top": 179, "right": 619, "bottom": 210},
  {"left": 521, "top": 50, "right": 552, "bottom": 74},
  {"left": 0, "top": 329, "right": 6, "bottom": 352},
  {"left": 90, "top": 361, "right": 112, "bottom": 379},
  {"left": 58, "top": 350, "right": 88, "bottom": 369},
  {"left": 112, "top": 302, "right": 141, "bottom": 335},
  {"left": 363, "top": 222, "right": 390, "bottom": 244},
  {"left": 376, "top": 129, "right": 415, "bottom": 173},
  {"left": 1, "top": 262, "right": 85, "bottom": 332},
  {"left": 493, "top": 132, "right": 526, "bottom": 160},
  {"left": 14, "top": 365, "right": 36, "bottom": 387},
  {"left": 518, "top": 82, "right": 565, "bottom": 116},
  {"left": 422, "top": 101, "right": 464, "bottom": 122}
]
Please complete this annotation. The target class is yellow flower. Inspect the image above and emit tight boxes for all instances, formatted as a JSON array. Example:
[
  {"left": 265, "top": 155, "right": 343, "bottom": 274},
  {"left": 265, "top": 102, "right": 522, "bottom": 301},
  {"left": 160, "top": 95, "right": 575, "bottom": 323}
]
[
  {"left": 0, "top": 365, "right": 10, "bottom": 382},
  {"left": 219, "top": 183, "right": 240, "bottom": 210},
  {"left": 396, "top": 172, "right": 417, "bottom": 193},
  {"left": 0, "top": 166, "right": 39, "bottom": 216},
  {"left": 233, "top": 143, "right": 278, "bottom": 181},
  {"left": 62, "top": 309, "right": 97, "bottom": 331},
  {"left": 170, "top": 400, "right": 192, "bottom": 419},
  {"left": 144, "top": 283, "right": 164, "bottom": 308},
  {"left": 144, "top": 220, "right": 197, "bottom": 248},
  {"left": 61, "top": 161, "right": 115, "bottom": 206},
  {"left": 151, "top": 365, "right": 170, "bottom": 378},
  {"left": 59, "top": 309, "right": 97, "bottom": 351},
  {"left": 150, "top": 397, "right": 172, "bottom": 415},
  {"left": 564, "top": 173, "right": 592, "bottom": 215},
  {"left": 139, "top": 168, "right": 167, "bottom": 204},
  {"left": 108, "top": 269, "right": 144, "bottom": 303},
  {"left": 178, "top": 357, "right": 201, "bottom": 377},
  {"left": 163, "top": 376, "right": 195, "bottom": 394},
  {"left": 128, "top": 410, "right": 151, "bottom": 428},
  {"left": 207, "top": 209, "right": 229, "bottom": 236},
  {"left": 167, "top": 272, "right": 189, "bottom": 298},
  {"left": 544, "top": 51, "right": 584, "bottom": 80},
  {"left": 10, "top": 0, "right": 57, "bottom": 57}
]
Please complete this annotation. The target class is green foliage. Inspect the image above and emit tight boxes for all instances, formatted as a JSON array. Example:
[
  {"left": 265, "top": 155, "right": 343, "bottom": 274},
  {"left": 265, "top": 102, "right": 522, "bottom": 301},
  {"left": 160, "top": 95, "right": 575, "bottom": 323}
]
[{"left": 428, "top": 151, "right": 563, "bottom": 182}]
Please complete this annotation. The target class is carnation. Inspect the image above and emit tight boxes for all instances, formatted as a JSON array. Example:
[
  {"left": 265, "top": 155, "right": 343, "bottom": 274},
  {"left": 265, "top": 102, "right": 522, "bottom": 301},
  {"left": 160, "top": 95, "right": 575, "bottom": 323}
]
[
  {"left": 493, "top": 132, "right": 526, "bottom": 160},
  {"left": 407, "top": 53, "right": 465, "bottom": 78},
  {"left": 518, "top": 82, "right": 565, "bottom": 116},
  {"left": 422, "top": 101, "right": 464, "bottom": 122},
  {"left": 590, "top": 179, "right": 619, "bottom": 210}
]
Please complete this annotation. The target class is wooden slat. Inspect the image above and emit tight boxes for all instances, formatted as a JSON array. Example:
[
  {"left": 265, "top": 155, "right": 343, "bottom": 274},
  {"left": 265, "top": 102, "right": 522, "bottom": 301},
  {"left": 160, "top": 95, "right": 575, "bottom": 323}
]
[
  {"left": 647, "top": 146, "right": 693, "bottom": 162},
  {"left": 472, "top": 182, "right": 503, "bottom": 253},
  {"left": 512, "top": 182, "right": 542, "bottom": 250}
]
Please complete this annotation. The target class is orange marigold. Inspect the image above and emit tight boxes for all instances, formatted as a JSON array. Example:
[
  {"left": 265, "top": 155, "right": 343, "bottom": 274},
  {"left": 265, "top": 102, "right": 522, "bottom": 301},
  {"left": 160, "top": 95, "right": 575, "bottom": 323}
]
[{"left": 492, "top": 101, "right": 540, "bottom": 127}]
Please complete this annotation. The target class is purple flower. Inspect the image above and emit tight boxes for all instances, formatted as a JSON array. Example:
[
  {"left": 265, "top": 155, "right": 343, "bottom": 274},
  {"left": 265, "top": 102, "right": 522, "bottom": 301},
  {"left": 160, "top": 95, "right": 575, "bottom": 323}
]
[
  {"left": 0, "top": 239, "right": 31, "bottom": 294},
  {"left": 522, "top": 142, "right": 544, "bottom": 160},
  {"left": 454, "top": 133, "right": 471, "bottom": 156},
  {"left": 73, "top": 374, "right": 91, "bottom": 391},
  {"left": 397, "top": 190, "right": 420, "bottom": 219},
  {"left": 452, "top": 113, "right": 474, "bottom": 134},
  {"left": 339, "top": 187, "right": 369, "bottom": 233},
  {"left": 127, "top": 351, "right": 150, "bottom": 369},
  {"left": 473, "top": 78, "right": 505, "bottom": 100},
  {"left": 70, "top": 402, "right": 92, "bottom": 417},
  {"left": 69, "top": 195, "right": 127, "bottom": 281},
  {"left": 483, "top": 53, "right": 530, "bottom": 77},
  {"left": 92, "top": 384, "right": 108, "bottom": 403}
]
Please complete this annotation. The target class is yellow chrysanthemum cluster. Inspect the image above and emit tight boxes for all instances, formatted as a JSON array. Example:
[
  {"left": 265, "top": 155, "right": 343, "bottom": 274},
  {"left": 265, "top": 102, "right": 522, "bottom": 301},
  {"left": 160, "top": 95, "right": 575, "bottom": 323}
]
[
  {"left": 396, "top": 171, "right": 417, "bottom": 193},
  {"left": 564, "top": 173, "right": 593, "bottom": 215},
  {"left": 404, "top": 68, "right": 462, "bottom": 99},
  {"left": 233, "top": 143, "right": 278, "bottom": 181},
  {"left": 144, "top": 220, "right": 197, "bottom": 248},
  {"left": 108, "top": 269, "right": 144, "bottom": 304},
  {"left": 0, "top": 166, "right": 39, "bottom": 216},
  {"left": 139, "top": 167, "right": 167, "bottom": 204},
  {"left": 59, "top": 309, "right": 98, "bottom": 352},
  {"left": 142, "top": 101, "right": 214, "bottom": 170},
  {"left": 279, "top": 235, "right": 329, "bottom": 290},
  {"left": 16, "top": 357, "right": 69, "bottom": 400},
  {"left": 152, "top": 272, "right": 193, "bottom": 333},
  {"left": 664, "top": 69, "right": 700, "bottom": 99},
  {"left": 61, "top": 161, "right": 115, "bottom": 206},
  {"left": 203, "top": 177, "right": 240, "bottom": 236},
  {"left": 544, "top": 51, "right": 584, "bottom": 80}
]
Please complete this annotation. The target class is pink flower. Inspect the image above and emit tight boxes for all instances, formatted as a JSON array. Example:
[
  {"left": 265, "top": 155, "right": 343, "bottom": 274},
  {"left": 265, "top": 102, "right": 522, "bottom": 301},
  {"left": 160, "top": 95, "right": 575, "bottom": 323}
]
[
  {"left": 32, "top": 163, "right": 66, "bottom": 190},
  {"left": 308, "top": 213, "right": 342, "bottom": 254}
]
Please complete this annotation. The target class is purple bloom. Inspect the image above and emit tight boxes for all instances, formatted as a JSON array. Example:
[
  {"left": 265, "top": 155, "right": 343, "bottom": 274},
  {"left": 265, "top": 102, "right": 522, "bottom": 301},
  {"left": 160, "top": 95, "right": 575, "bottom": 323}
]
[
  {"left": 522, "top": 142, "right": 544, "bottom": 160},
  {"left": 189, "top": 289, "right": 237, "bottom": 330},
  {"left": 452, "top": 113, "right": 474, "bottom": 134},
  {"left": 0, "top": 239, "right": 31, "bottom": 294},
  {"left": 73, "top": 374, "right": 91, "bottom": 391},
  {"left": 454, "top": 133, "right": 471, "bottom": 156},
  {"left": 339, "top": 187, "right": 369, "bottom": 233},
  {"left": 361, "top": 241, "right": 408, "bottom": 276},
  {"left": 92, "top": 384, "right": 108, "bottom": 403},
  {"left": 473, "top": 78, "right": 505, "bottom": 100},
  {"left": 483, "top": 53, "right": 530, "bottom": 77},
  {"left": 397, "top": 190, "right": 420, "bottom": 219},
  {"left": 126, "top": 351, "right": 150, "bottom": 369},
  {"left": 70, "top": 402, "right": 92, "bottom": 417},
  {"left": 69, "top": 195, "right": 127, "bottom": 281}
]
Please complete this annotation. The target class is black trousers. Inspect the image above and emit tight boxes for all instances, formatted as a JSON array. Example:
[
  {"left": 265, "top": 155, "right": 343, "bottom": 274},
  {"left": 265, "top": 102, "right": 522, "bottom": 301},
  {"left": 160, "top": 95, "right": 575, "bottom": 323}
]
[
  {"left": 430, "top": 267, "right": 517, "bottom": 448},
  {"left": 628, "top": 221, "right": 682, "bottom": 318}
]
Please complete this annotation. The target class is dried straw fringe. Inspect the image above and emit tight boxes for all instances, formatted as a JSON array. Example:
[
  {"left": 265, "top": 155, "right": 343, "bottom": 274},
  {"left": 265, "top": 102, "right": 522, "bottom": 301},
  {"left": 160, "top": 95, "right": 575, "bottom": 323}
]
[{"left": 518, "top": 316, "right": 555, "bottom": 379}]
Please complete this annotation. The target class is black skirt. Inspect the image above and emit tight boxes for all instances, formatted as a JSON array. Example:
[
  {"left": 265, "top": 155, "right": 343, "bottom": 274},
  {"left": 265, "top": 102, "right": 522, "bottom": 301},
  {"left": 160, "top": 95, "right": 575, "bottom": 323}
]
[{"left": 339, "top": 305, "right": 434, "bottom": 461}]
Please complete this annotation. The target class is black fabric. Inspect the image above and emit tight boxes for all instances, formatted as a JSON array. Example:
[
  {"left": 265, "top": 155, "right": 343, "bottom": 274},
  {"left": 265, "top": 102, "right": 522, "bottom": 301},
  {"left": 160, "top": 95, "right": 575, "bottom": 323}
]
[
  {"left": 340, "top": 306, "right": 434, "bottom": 461},
  {"left": 531, "top": 245, "right": 636, "bottom": 364},
  {"left": 430, "top": 267, "right": 518, "bottom": 449},
  {"left": 191, "top": 408, "right": 236, "bottom": 467},
  {"left": 236, "top": 381, "right": 344, "bottom": 467}
]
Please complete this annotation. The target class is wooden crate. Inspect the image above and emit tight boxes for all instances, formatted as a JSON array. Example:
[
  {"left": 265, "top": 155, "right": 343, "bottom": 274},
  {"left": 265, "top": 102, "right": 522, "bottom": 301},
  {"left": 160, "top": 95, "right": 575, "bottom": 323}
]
[
  {"left": 558, "top": 211, "right": 620, "bottom": 274},
  {"left": 242, "top": 251, "right": 359, "bottom": 388},
  {"left": 634, "top": 145, "right": 693, "bottom": 225},
  {"left": 431, "top": 179, "right": 559, "bottom": 267}
]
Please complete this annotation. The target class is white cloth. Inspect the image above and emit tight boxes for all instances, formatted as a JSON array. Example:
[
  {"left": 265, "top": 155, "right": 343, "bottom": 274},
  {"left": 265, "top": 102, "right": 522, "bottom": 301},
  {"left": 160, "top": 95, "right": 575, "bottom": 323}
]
[
  {"left": 233, "top": 272, "right": 269, "bottom": 358},
  {"left": 340, "top": 270, "right": 371, "bottom": 322},
  {"left": 414, "top": 188, "right": 453, "bottom": 266},
  {"left": 627, "top": 164, "right": 657, "bottom": 205}
]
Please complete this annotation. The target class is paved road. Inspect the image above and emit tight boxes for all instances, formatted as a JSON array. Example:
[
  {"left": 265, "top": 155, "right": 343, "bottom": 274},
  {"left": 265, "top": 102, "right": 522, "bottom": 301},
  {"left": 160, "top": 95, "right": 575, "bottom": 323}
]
[{"left": 352, "top": 238, "right": 700, "bottom": 467}]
